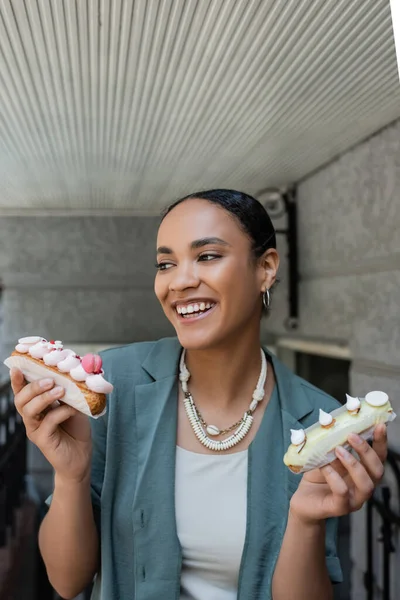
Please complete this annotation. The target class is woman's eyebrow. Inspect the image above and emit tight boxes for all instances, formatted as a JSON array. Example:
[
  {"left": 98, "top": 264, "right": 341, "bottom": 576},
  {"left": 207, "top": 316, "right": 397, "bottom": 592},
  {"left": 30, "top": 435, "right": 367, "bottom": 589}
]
[
  {"left": 157, "top": 245, "right": 173, "bottom": 255},
  {"left": 157, "top": 237, "right": 231, "bottom": 255},
  {"left": 191, "top": 237, "right": 231, "bottom": 249}
]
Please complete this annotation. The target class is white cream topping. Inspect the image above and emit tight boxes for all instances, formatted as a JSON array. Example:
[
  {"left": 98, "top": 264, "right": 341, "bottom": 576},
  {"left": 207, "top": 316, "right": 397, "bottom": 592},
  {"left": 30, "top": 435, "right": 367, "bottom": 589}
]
[
  {"left": 29, "top": 341, "right": 52, "bottom": 359},
  {"left": 70, "top": 363, "right": 89, "bottom": 382},
  {"left": 319, "top": 408, "right": 334, "bottom": 426},
  {"left": 16, "top": 336, "right": 45, "bottom": 353},
  {"left": 346, "top": 394, "right": 361, "bottom": 412},
  {"left": 85, "top": 374, "right": 114, "bottom": 394},
  {"left": 57, "top": 355, "right": 81, "bottom": 373},
  {"left": 43, "top": 349, "right": 71, "bottom": 366},
  {"left": 18, "top": 336, "right": 42, "bottom": 345},
  {"left": 16, "top": 344, "right": 30, "bottom": 353},
  {"left": 50, "top": 340, "right": 63, "bottom": 350},
  {"left": 365, "top": 391, "right": 389, "bottom": 407},
  {"left": 290, "top": 428, "right": 306, "bottom": 445},
  {"left": 18, "top": 335, "right": 113, "bottom": 393}
]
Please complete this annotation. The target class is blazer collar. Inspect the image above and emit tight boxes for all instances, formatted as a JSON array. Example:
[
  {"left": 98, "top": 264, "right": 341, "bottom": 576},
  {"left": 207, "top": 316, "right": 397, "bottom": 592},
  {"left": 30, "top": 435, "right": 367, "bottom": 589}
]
[
  {"left": 269, "top": 351, "right": 314, "bottom": 422},
  {"left": 141, "top": 337, "right": 182, "bottom": 381}
]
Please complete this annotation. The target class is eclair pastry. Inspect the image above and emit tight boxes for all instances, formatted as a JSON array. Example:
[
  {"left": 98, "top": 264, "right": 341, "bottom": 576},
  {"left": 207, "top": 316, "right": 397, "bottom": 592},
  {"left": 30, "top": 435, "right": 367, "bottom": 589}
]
[
  {"left": 284, "top": 391, "right": 396, "bottom": 473},
  {"left": 4, "top": 336, "right": 113, "bottom": 417}
]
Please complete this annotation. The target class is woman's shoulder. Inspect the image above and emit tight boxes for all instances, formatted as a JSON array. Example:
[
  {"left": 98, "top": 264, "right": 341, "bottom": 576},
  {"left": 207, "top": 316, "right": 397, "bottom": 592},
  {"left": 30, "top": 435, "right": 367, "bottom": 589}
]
[
  {"left": 294, "top": 375, "right": 342, "bottom": 412},
  {"left": 269, "top": 351, "right": 341, "bottom": 421}
]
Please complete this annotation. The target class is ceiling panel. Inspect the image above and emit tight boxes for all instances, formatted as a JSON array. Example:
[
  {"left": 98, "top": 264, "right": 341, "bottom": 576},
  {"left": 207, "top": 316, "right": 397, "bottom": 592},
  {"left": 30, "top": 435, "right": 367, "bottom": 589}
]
[{"left": 0, "top": 0, "right": 399, "bottom": 214}]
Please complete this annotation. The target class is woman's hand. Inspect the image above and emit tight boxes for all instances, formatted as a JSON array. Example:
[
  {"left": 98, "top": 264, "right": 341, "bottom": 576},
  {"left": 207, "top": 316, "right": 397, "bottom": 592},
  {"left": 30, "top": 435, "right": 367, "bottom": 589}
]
[
  {"left": 290, "top": 424, "right": 387, "bottom": 524},
  {"left": 12, "top": 368, "right": 92, "bottom": 484}
]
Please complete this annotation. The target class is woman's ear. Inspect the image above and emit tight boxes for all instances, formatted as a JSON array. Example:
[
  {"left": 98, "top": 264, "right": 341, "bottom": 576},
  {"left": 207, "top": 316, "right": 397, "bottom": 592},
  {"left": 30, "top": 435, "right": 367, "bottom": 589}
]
[{"left": 259, "top": 248, "right": 280, "bottom": 291}]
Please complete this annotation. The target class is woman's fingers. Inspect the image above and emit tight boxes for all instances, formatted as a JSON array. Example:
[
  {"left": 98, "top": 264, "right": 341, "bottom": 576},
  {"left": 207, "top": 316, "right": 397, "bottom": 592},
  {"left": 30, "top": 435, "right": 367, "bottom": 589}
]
[
  {"left": 348, "top": 432, "right": 385, "bottom": 483},
  {"left": 14, "top": 378, "right": 56, "bottom": 415},
  {"left": 335, "top": 445, "right": 375, "bottom": 508},
  {"left": 372, "top": 424, "right": 388, "bottom": 463},
  {"left": 320, "top": 464, "right": 351, "bottom": 514},
  {"left": 21, "top": 386, "right": 66, "bottom": 435},
  {"left": 38, "top": 404, "right": 76, "bottom": 440},
  {"left": 10, "top": 368, "right": 27, "bottom": 395}
]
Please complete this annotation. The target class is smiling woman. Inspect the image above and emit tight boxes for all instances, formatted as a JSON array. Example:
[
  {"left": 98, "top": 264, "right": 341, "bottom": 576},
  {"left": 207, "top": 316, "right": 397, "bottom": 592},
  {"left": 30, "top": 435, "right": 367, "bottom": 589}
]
[
  {"left": 12, "top": 189, "right": 387, "bottom": 600},
  {"left": 155, "top": 190, "right": 278, "bottom": 353}
]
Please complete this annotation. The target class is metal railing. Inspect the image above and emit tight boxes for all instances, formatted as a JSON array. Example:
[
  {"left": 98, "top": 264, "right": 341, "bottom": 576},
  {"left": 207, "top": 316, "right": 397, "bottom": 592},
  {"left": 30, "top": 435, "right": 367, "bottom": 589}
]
[
  {"left": 0, "top": 379, "right": 55, "bottom": 599},
  {"left": 365, "top": 448, "right": 400, "bottom": 600},
  {"left": 0, "top": 378, "right": 28, "bottom": 597},
  {"left": 0, "top": 379, "right": 26, "bottom": 547}
]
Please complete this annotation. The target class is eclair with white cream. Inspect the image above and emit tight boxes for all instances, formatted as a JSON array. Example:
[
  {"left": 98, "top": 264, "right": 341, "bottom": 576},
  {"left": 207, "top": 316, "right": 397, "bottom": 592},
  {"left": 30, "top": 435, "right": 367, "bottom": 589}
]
[{"left": 283, "top": 391, "right": 396, "bottom": 473}]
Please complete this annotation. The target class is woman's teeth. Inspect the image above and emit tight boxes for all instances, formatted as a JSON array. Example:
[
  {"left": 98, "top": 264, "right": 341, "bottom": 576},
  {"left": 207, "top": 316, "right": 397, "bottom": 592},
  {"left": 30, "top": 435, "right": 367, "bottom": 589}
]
[{"left": 176, "top": 302, "right": 215, "bottom": 317}]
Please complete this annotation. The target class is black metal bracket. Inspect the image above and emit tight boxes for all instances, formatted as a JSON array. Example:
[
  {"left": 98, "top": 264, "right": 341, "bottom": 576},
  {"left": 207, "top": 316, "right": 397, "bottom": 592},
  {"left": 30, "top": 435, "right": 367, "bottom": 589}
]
[
  {"left": 365, "top": 447, "right": 400, "bottom": 600},
  {"left": 257, "top": 187, "right": 299, "bottom": 331}
]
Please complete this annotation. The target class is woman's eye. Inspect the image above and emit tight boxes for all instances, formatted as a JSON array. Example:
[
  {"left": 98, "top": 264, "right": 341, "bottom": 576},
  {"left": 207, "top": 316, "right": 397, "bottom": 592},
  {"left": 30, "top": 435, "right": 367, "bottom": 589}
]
[
  {"left": 155, "top": 262, "right": 173, "bottom": 271},
  {"left": 198, "top": 253, "right": 221, "bottom": 262}
]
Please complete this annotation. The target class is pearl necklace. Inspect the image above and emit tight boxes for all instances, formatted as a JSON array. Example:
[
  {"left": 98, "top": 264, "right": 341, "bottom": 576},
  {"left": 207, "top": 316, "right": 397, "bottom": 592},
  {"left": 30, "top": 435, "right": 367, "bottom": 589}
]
[{"left": 179, "top": 349, "right": 267, "bottom": 452}]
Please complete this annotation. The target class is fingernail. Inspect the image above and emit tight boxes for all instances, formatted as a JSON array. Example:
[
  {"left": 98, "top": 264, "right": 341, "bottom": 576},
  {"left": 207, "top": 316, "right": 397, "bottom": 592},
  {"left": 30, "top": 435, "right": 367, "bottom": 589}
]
[
  {"left": 51, "top": 386, "right": 63, "bottom": 396},
  {"left": 324, "top": 465, "right": 333, "bottom": 474},
  {"left": 39, "top": 378, "right": 54, "bottom": 388},
  {"left": 348, "top": 433, "right": 362, "bottom": 445},
  {"left": 336, "top": 446, "right": 351, "bottom": 461}
]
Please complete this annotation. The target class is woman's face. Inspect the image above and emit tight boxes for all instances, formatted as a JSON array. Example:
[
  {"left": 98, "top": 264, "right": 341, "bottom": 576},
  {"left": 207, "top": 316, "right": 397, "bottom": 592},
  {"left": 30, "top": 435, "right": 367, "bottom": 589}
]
[{"left": 155, "top": 198, "right": 278, "bottom": 350}]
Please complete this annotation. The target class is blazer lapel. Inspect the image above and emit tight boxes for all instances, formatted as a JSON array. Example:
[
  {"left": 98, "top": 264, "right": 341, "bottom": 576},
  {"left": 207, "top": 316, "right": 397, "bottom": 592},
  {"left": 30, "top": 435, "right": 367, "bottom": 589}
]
[
  {"left": 238, "top": 350, "right": 315, "bottom": 599},
  {"left": 131, "top": 339, "right": 183, "bottom": 595}
]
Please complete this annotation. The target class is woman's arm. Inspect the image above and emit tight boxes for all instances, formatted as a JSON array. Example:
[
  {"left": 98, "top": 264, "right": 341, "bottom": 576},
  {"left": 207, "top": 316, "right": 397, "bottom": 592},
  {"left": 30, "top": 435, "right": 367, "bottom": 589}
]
[
  {"left": 11, "top": 371, "right": 100, "bottom": 599},
  {"left": 271, "top": 510, "right": 332, "bottom": 600},
  {"left": 273, "top": 425, "right": 388, "bottom": 600},
  {"left": 39, "top": 474, "right": 99, "bottom": 600}
]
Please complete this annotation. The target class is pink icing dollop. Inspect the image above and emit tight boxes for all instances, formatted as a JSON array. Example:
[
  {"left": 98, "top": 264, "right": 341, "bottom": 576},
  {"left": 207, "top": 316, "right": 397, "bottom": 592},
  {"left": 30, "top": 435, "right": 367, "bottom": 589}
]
[
  {"left": 29, "top": 341, "right": 52, "bottom": 359},
  {"left": 57, "top": 354, "right": 82, "bottom": 373},
  {"left": 85, "top": 374, "right": 113, "bottom": 394},
  {"left": 44, "top": 349, "right": 71, "bottom": 366},
  {"left": 82, "top": 354, "right": 103, "bottom": 374}
]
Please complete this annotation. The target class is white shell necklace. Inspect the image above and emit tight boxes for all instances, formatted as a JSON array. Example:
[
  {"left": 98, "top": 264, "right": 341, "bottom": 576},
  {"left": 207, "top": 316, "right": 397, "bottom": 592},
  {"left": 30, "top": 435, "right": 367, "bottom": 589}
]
[{"left": 179, "top": 349, "right": 267, "bottom": 452}]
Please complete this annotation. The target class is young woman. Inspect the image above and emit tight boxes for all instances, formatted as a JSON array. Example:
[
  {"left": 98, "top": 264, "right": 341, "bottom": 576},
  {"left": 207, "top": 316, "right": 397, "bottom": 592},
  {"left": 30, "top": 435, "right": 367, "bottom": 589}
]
[{"left": 12, "top": 190, "right": 386, "bottom": 600}]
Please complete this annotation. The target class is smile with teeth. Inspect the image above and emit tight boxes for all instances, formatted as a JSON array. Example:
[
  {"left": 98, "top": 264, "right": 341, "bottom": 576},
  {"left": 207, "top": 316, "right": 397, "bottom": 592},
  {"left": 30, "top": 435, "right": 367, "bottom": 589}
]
[{"left": 176, "top": 302, "right": 216, "bottom": 318}]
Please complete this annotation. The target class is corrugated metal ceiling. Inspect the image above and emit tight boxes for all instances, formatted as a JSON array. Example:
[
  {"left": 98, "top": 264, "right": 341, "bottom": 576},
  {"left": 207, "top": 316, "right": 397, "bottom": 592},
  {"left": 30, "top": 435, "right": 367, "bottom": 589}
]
[{"left": 0, "top": 0, "right": 399, "bottom": 214}]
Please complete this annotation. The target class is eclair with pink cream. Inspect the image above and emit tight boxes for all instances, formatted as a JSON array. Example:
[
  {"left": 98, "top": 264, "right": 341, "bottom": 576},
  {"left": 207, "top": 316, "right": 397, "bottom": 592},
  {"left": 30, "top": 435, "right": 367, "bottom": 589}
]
[{"left": 4, "top": 337, "right": 112, "bottom": 417}]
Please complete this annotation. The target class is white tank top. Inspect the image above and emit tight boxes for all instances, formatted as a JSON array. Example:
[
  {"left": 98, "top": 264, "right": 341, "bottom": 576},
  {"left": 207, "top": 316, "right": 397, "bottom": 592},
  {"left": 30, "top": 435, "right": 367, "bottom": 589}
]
[{"left": 175, "top": 446, "right": 248, "bottom": 600}]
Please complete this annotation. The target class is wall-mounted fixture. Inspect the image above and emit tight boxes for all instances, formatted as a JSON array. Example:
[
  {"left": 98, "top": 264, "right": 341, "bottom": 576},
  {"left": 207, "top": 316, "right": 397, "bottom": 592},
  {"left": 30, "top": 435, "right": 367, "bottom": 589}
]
[{"left": 256, "top": 187, "right": 299, "bottom": 331}]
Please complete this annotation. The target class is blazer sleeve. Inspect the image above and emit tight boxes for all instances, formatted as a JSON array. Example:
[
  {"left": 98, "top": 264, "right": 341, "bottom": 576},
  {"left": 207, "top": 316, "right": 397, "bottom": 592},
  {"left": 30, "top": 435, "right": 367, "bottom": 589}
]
[
  {"left": 297, "top": 382, "right": 344, "bottom": 584},
  {"left": 325, "top": 516, "right": 343, "bottom": 583},
  {"left": 89, "top": 412, "right": 107, "bottom": 536}
]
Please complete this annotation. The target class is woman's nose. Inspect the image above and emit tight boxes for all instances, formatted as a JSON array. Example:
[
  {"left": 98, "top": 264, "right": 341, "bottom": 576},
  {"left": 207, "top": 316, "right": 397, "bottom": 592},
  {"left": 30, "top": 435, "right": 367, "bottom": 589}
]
[{"left": 169, "top": 262, "right": 200, "bottom": 291}]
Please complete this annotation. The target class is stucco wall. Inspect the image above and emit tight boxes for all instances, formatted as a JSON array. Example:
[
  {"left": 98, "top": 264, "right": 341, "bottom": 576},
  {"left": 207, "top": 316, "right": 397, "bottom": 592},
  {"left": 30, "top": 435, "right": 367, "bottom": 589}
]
[{"left": 269, "top": 118, "right": 400, "bottom": 600}]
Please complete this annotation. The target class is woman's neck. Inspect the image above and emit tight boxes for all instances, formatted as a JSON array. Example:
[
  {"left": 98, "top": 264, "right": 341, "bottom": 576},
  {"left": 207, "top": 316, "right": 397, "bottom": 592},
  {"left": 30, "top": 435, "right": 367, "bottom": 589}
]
[{"left": 182, "top": 335, "right": 266, "bottom": 411}]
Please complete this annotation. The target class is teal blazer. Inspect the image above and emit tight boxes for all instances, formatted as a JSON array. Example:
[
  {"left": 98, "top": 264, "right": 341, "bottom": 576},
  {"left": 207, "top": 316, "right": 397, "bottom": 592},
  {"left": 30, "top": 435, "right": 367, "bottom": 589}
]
[{"left": 83, "top": 338, "right": 342, "bottom": 598}]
